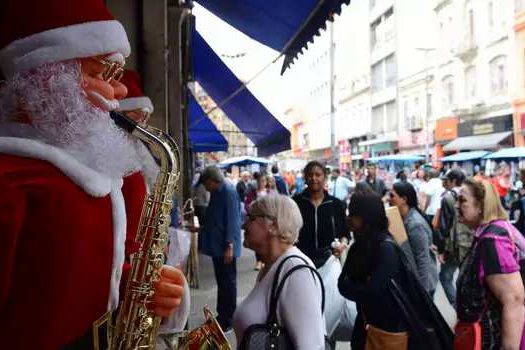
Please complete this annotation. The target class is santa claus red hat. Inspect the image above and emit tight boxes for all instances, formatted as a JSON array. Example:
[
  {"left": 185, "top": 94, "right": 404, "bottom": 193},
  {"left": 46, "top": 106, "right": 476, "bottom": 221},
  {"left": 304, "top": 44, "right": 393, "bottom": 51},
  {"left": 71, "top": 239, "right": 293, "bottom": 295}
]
[
  {"left": 117, "top": 70, "right": 154, "bottom": 113},
  {"left": 0, "top": 0, "right": 131, "bottom": 78}
]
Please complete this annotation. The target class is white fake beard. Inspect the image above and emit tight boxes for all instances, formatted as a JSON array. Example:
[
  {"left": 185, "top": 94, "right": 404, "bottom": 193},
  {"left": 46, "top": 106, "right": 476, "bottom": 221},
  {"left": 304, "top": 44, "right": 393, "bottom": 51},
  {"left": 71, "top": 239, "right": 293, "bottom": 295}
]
[{"left": 0, "top": 61, "right": 142, "bottom": 179}]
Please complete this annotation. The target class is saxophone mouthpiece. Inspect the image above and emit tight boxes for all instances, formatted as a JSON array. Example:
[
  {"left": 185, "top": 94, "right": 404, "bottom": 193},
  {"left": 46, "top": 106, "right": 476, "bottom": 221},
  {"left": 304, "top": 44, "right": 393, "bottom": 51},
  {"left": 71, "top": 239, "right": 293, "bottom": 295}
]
[{"left": 110, "top": 111, "right": 138, "bottom": 134}]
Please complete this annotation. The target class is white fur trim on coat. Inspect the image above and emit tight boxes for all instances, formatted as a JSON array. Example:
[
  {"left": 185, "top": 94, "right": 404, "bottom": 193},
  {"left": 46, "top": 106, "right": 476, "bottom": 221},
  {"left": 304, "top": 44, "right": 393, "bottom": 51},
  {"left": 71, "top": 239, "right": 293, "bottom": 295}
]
[
  {"left": 108, "top": 179, "right": 126, "bottom": 311},
  {"left": 0, "top": 137, "right": 112, "bottom": 196},
  {"left": 118, "top": 97, "right": 154, "bottom": 113},
  {"left": 0, "top": 20, "right": 130, "bottom": 78}
]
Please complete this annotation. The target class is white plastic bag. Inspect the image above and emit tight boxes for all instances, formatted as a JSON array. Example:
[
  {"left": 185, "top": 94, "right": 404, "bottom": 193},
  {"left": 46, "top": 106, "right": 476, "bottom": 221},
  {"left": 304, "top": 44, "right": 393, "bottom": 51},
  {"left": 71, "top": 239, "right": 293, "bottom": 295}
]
[
  {"left": 317, "top": 255, "right": 356, "bottom": 341},
  {"left": 166, "top": 227, "right": 191, "bottom": 272}
]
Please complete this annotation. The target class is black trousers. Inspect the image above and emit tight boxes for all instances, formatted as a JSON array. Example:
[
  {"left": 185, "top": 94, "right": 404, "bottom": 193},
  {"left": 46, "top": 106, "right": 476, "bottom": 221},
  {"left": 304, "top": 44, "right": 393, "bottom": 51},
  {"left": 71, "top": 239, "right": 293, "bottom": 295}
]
[{"left": 212, "top": 257, "right": 237, "bottom": 329}]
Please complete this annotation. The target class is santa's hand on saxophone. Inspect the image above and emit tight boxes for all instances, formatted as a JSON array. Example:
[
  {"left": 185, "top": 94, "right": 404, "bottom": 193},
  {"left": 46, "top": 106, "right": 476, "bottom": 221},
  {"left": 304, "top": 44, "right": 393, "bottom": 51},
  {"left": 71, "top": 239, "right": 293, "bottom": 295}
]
[{"left": 0, "top": 0, "right": 189, "bottom": 348}]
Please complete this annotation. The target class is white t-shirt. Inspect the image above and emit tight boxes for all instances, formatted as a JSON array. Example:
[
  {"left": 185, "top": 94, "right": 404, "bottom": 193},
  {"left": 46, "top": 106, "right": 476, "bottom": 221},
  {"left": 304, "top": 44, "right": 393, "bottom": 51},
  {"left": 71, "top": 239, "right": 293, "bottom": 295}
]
[
  {"left": 422, "top": 178, "right": 444, "bottom": 216},
  {"left": 328, "top": 176, "right": 355, "bottom": 201},
  {"left": 233, "top": 247, "right": 326, "bottom": 349}
]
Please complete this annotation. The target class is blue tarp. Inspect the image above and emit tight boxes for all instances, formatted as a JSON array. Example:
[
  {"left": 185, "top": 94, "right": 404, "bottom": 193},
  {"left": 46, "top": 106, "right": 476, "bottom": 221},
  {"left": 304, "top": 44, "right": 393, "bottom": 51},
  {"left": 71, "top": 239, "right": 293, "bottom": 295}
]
[
  {"left": 192, "top": 31, "right": 290, "bottom": 157},
  {"left": 484, "top": 147, "right": 525, "bottom": 159},
  {"left": 219, "top": 155, "right": 271, "bottom": 168},
  {"left": 441, "top": 151, "right": 490, "bottom": 162},
  {"left": 189, "top": 95, "right": 228, "bottom": 152},
  {"left": 368, "top": 154, "right": 424, "bottom": 163},
  {"left": 195, "top": 0, "right": 351, "bottom": 73}
]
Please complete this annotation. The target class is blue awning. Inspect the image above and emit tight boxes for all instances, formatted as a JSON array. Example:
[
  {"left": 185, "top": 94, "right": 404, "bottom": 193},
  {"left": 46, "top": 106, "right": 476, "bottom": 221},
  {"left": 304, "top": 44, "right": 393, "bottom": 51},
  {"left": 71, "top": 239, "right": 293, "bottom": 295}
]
[
  {"left": 189, "top": 95, "right": 228, "bottom": 152},
  {"left": 368, "top": 154, "right": 424, "bottom": 163},
  {"left": 219, "top": 156, "right": 271, "bottom": 168},
  {"left": 484, "top": 147, "right": 525, "bottom": 159},
  {"left": 440, "top": 151, "right": 490, "bottom": 162},
  {"left": 192, "top": 31, "right": 290, "bottom": 157},
  {"left": 195, "top": 0, "right": 351, "bottom": 73}
]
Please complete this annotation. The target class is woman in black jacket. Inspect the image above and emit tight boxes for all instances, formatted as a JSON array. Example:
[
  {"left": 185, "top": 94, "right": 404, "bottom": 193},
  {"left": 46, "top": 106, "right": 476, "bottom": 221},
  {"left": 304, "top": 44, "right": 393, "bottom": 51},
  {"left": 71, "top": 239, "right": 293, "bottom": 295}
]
[
  {"left": 338, "top": 191, "right": 409, "bottom": 350},
  {"left": 292, "top": 161, "right": 349, "bottom": 268}
]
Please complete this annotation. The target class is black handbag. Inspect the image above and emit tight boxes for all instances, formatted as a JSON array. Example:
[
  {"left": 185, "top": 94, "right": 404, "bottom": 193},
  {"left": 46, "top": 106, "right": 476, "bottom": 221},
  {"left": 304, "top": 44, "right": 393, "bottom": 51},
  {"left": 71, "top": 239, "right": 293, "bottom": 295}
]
[
  {"left": 386, "top": 240, "right": 454, "bottom": 350},
  {"left": 239, "top": 255, "right": 329, "bottom": 350}
]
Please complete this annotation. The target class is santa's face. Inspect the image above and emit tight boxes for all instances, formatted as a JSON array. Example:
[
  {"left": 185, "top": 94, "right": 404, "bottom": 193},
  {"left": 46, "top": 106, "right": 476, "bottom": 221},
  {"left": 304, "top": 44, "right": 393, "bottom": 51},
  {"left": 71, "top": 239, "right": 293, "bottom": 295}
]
[
  {"left": 0, "top": 60, "right": 143, "bottom": 179},
  {"left": 80, "top": 55, "right": 128, "bottom": 111}
]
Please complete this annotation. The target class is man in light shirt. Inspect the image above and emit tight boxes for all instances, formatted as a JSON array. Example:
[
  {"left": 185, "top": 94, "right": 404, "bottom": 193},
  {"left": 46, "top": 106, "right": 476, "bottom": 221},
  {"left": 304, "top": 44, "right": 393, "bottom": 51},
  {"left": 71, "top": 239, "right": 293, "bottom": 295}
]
[{"left": 328, "top": 168, "right": 355, "bottom": 201}]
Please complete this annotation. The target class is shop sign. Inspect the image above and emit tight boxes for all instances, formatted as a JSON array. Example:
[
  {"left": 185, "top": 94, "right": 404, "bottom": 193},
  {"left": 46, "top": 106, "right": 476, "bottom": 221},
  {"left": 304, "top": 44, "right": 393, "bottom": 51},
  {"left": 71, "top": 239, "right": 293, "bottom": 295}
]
[
  {"left": 458, "top": 115, "right": 512, "bottom": 137},
  {"left": 435, "top": 117, "right": 458, "bottom": 142},
  {"left": 472, "top": 123, "right": 494, "bottom": 135}
]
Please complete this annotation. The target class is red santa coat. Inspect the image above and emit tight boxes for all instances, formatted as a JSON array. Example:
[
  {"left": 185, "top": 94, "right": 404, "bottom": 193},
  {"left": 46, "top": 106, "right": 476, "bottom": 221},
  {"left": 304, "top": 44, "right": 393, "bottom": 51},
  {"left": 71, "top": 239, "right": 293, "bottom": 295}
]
[{"left": 0, "top": 137, "right": 146, "bottom": 349}]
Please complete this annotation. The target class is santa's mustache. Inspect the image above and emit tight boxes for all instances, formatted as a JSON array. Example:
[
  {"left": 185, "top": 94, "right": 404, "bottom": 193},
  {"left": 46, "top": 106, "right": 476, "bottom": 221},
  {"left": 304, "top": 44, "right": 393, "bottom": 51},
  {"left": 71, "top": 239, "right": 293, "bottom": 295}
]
[{"left": 85, "top": 90, "right": 120, "bottom": 111}]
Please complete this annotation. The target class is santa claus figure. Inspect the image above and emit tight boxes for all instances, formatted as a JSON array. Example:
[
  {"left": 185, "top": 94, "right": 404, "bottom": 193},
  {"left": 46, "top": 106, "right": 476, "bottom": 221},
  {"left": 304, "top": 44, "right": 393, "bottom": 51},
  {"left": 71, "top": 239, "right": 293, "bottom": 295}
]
[{"left": 0, "top": 1, "right": 189, "bottom": 349}]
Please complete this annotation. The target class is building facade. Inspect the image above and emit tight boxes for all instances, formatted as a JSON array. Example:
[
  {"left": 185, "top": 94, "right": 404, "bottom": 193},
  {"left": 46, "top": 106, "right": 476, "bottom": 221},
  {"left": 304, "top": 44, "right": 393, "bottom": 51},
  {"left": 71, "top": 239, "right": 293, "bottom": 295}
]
[{"left": 433, "top": 0, "right": 515, "bottom": 155}]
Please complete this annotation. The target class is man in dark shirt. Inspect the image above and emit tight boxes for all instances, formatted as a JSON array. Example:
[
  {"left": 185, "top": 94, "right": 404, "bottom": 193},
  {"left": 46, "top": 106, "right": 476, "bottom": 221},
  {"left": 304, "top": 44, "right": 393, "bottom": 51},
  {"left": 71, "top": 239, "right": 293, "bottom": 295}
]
[
  {"left": 236, "top": 171, "right": 252, "bottom": 203},
  {"left": 355, "top": 163, "right": 387, "bottom": 197}
]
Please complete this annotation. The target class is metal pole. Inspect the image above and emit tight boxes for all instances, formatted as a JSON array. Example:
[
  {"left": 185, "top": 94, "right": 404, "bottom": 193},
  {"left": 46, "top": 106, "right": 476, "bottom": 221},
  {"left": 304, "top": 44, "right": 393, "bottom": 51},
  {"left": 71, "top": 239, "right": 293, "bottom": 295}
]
[
  {"left": 425, "top": 70, "right": 430, "bottom": 164},
  {"left": 329, "top": 20, "right": 336, "bottom": 166}
]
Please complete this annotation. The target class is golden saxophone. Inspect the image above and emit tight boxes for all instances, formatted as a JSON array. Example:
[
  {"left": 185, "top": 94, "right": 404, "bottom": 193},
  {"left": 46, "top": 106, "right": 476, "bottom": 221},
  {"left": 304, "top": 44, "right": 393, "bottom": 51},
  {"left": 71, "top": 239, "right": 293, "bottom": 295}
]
[{"left": 96, "top": 111, "right": 230, "bottom": 350}]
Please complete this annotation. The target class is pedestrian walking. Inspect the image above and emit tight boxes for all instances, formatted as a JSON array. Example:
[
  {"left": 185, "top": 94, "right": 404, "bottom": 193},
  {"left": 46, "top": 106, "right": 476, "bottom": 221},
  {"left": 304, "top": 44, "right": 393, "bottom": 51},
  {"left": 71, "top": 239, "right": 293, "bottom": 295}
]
[
  {"left": 339, "top": 191, "right": 410, "bottom": 350},
  {"left": 455, "top": 178, "right": 525, "bottom": 350},
  {"left": 292, "top": 161, "right": 349, "bottom": 268},
  {"left": 234, "top": 194, "right": 326, "bottom": 350},
  {"left": 355, "top": 163, "right": 388, "bottom": 198},
  {"left": 436, "top": 169, "right": 472, "bottom": 309},
  {"left": 328, "top": 168, "right": 355, "bottom": 202},
  {"left": 389, "top": 182, "right": 439, "bottom": 296},
  {"left": 191, "top": 165, "right": 241, "bottom": 331},
  {"left": 245, "top": 174, "right": 270, "bottom": 271},
  {"left": 271, "top": 165, "right": 289, "bottom": 195}
]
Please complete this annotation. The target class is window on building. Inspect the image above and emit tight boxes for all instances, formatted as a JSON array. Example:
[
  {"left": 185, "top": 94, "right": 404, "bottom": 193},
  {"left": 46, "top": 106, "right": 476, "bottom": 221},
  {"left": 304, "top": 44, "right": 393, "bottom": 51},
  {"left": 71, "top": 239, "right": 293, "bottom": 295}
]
[
  {"left": 441, "top": 75, "right": 455, "bottom": 110},
  {"left": 465, "top": 66, "right": 476, "bottom": 99},
  {"left": 372, "top": 105, "right": 384, "bottom": 134},
  {"left": 490, "top": 55, "right": 507, "bottom": 95},
  {"left": 384, "top": 8, "right": 395, "bottom": 44},
  {"left": 386, "top": 101, "right": 398, "bottom": 132},
  {"left": 372, "top": 61, "right": 384, "bottom": 92},
  {"left": 371, "top": 18, "right": 381, "bottom": 49},
  {"left": 488, "top": 2, "right": 494, "bottom": 28},
  {"left": 385, "top": 54, "right": 397, "bottom": 87},
  {"left": 426, "top": 93, "right": 432, "bottom": 118},
  {"left": 517, "top": 0, "right": 525, "bottom": 13},
  {"left": 414, "top": 97, "right": 420, "bottom": 125},
  {"left": 403, "top": 99, "right": 410, "bottom": 129},
  {"left": 468, "top": 9, "right": 475, "bottom": 47}
]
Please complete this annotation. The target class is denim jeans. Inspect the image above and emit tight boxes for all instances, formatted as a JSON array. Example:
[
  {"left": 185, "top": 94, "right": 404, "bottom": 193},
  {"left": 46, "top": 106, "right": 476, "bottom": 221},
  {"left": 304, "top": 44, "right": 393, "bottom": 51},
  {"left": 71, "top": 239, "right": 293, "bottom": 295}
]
[
  {"left": 212, "top": 257, "right": 237, "bottom": 329},
  {"left": 439, "top": 258, "right": 458, "bottom": 309}
]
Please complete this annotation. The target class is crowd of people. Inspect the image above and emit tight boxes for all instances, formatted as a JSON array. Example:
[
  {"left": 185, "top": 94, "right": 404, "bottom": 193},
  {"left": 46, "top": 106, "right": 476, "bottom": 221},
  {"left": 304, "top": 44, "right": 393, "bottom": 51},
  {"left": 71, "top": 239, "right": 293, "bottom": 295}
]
[
  {"left": 1, "top": 0, "right": 524, "bottom": 348},
  {"left": 191, "top": 159, "right": 525, "bottom": 350}
]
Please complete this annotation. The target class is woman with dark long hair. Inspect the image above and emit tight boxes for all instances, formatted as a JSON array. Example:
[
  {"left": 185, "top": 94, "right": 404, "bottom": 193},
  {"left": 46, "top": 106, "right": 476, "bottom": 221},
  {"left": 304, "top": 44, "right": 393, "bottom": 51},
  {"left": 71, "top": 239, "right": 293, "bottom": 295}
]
[
  {"left": 389, "top": 181, "right": 438, "bottom": 295},
  {"left": 338, "top": 191, "right": 409, "bottom": 350}
]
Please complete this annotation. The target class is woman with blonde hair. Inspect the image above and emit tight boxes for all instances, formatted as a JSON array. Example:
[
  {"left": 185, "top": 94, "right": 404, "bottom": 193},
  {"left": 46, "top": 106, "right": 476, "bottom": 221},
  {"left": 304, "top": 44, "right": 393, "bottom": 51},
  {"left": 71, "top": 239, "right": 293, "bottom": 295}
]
[
  {"left": 455, "top": 178, "right": 525, "bottom": 350},
  {"left": 233, "top": 194, "right": 326, "bottom": 350}
]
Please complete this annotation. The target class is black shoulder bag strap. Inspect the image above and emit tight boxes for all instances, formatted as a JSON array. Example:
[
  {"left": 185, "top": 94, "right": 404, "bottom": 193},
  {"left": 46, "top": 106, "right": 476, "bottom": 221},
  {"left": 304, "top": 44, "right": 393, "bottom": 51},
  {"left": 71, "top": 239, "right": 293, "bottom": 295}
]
[{"left": 267, "top": 255, "right": 325, "bottom": 324}]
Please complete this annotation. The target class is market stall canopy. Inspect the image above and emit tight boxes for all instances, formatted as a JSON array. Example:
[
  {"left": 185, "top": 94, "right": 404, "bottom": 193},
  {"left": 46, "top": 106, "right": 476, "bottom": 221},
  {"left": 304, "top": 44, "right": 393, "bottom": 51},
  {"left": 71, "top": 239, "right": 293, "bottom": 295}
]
[
  {"left": 368, "top": 154, "right": 424, "bottom": 163},
  {"left": 442, "top": 131, "right": 512, "bottom": 152},
  {"left": 219, "top": 155, "right": 271, "bottom": 168},
  {"left": 188, "top": 95, "right": 228, "bottom": 152},
  {"left": 195, "top": 0, "right": 351, "bottom": 74},
  {"left": 484, "top": 147, "right": 525, "bottom": 159},
  {"left": 440, "top": 151, "right": 490, "bottom": 162},
  {"left": 192, "top": 31, "right": 290, "bottom": 157}
]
